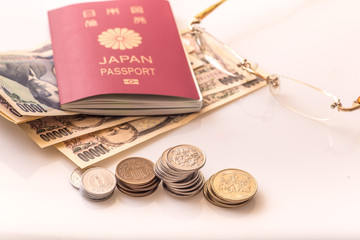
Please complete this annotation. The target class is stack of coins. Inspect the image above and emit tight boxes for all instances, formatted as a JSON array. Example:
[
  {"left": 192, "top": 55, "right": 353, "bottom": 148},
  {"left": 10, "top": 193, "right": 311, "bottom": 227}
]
[
  {"left": 154, "top": 144, "right": 206, "bottom": 198},
  {"left": 78, "top": 167, "right": 117, "bottom": 201},
  {"left": 203, "top": 168, "right": 257, "bottom": 208},
  {"left": 115, "top": 157, "right": 160, "bottom": 197}
]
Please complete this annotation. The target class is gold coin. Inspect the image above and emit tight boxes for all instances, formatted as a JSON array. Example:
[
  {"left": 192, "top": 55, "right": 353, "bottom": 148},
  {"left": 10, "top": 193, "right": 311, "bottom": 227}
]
[
  {"left": 203, "top": 180, "right": 252, "bottom": 208},
  {"left": 210, "top": 168, "right": 257, "bottom": 203}
]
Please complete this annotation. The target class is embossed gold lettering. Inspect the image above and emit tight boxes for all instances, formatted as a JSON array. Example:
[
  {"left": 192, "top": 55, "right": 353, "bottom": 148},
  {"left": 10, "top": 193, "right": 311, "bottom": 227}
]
[
  {"left": 100, "top": 67, "right": 156, "bottom": 76},
  {"left": 99, "top": 55, "right": 153, "bottom": 65}
]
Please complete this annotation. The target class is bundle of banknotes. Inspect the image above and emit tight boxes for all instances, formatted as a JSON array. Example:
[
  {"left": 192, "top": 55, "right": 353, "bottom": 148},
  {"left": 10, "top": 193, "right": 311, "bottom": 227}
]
[{"left": 0, "top": 31, "right": 267, "bottom": 169}]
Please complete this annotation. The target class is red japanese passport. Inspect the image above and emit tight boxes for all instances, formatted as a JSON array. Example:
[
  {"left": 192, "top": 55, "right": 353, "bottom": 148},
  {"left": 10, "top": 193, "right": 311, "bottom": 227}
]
[{"left": 48, "top": 0, "right": 202, "bottom": 115}]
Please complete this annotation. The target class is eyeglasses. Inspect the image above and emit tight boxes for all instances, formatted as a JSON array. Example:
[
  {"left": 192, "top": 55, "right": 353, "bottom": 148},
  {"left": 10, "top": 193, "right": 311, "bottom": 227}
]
[{"left": 184, "top": 0, "right": 360, "bottom": 121}]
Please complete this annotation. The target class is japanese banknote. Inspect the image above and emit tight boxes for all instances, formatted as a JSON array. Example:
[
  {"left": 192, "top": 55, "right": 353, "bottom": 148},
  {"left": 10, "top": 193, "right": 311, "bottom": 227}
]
[{"left": 0, "top": 34, "right": 267, "bottom": 168}]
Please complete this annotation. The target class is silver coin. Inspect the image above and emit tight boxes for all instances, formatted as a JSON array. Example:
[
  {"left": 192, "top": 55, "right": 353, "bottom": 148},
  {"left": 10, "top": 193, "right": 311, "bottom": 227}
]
[
  {"left": 173, "top": 171, "right": 200, "bottom": 186},
  {"left": 154, "top": 161, "right": 168, "bottom": 179},
  {"left": 166, "top": 145, "right": 206, "bottom": 172},
  {"left": 166, "top": 171, "right": 203, "bottom": 190},
  {"left": 80, "top": 188, "right": 115, "bottom": 202},
  {"left": 69, "top": 167, "right": 88, "bottom": 189},
  {"left": 155, "top": 145, "right": 206, "bottom": 198},
  {"left": 162, "top": 183, "right": 190, "bottom": 198},
  {"left": 155, "top": 161, "right": 184, "bottom": 182},
  {"left": 80, "top": 167, "right": 116, "bottom": 200},
  {"left": 177, "top": 174, "right": 205, "bottom": 193},
  {"left": 160, "top": 149, "right": 181, "bottom": 175},
  {"left": 162, "top": 181, "right": 203, "bottom": 198},
  {"left": 157, "top": 158, "right": 191, "bottom": 182},
  {"left": 165, "top": 173, "right": 204, "bottom": 194}
]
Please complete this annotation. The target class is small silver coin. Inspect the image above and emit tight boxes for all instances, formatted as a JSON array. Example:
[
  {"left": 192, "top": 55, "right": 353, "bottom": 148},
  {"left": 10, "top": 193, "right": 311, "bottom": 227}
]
[{"left": 69, "top": 167, "right": 88, "bottom": 189}]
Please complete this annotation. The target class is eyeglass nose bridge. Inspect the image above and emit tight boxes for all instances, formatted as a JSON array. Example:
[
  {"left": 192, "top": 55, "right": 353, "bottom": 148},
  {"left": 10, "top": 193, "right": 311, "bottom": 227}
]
[
  {"left": 267, "top": 75, "right": 280, "bottom": 89},
  {"left": 237, "top": 60, "right": 275, "bottom": 84}
]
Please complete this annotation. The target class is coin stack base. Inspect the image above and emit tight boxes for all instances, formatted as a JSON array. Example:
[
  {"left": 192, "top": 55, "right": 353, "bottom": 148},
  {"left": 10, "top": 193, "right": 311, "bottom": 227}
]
[
  {"left": 203, "top": 168, "right": 257, "bottom": 208},
  {"left": 78, "top": 167, "right": 116, "bottom": 201},
  {"left": 115, "top": 157, "right": 160, "bottom": 197},
  {"left": 154, "top": 145, "right": 206, "bottom": 198}
]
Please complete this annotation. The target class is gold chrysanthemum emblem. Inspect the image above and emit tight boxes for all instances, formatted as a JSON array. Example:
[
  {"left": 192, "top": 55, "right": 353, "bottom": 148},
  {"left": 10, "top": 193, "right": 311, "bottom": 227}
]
[{"left": 98, "top": 28, "right": 142, "bottom": 50}]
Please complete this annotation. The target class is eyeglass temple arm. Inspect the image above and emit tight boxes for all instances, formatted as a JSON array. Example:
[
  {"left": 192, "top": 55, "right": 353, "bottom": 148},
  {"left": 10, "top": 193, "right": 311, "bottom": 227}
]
[
  {"left": 335, "top": 98, "right": 360, "bottom": 112},
  {"left": 190, "top": 0, "right": 227, "bottom": 26},
  {"left": 238, "top": 60, "right": 360, "bottom": 113}
]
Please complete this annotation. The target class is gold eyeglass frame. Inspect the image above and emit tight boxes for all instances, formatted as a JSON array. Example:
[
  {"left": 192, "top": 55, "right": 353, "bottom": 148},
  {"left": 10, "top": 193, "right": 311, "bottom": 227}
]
[{"left": 188, "top": 0, "right": 360, "bottom": 114}]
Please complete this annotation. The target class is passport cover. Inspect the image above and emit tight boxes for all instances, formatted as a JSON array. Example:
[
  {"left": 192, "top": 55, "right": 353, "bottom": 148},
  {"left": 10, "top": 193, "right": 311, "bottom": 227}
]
[{"left": 48, "top": 0, "right": 201, "bottom": 106}]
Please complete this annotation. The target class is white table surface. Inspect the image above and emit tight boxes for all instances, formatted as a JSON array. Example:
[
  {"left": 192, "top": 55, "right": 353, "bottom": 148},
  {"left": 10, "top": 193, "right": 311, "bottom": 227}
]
[{"left": 1, "top": 0, "right": 360, "bottom": 239}]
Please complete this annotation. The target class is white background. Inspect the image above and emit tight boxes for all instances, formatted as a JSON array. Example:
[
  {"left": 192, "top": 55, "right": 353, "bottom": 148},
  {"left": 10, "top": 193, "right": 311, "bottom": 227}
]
[{"left": 1, "top": 0, "right": 360, "bottom": 239}]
